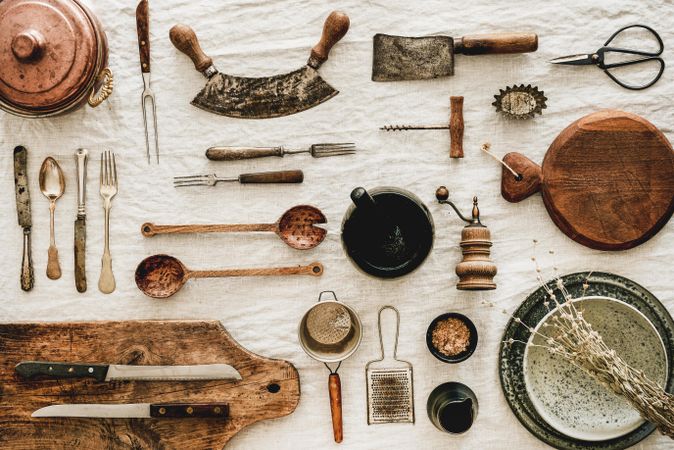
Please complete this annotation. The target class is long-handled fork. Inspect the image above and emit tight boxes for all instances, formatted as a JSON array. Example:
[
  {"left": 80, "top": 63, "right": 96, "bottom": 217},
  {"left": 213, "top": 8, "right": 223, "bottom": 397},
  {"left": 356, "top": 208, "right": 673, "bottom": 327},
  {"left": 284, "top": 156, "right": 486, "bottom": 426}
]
[
  {"left": 205, "top": 143, "right": 356, "bottom": 161},
  {"left": 137, "top": 0, "right": 158, "bottom": 164},
  {"left": 174, "top": 169, "right": 304, "bottom": 188},
  {"left": 99, "top": 151, "right": 118, "bottom": 294}
]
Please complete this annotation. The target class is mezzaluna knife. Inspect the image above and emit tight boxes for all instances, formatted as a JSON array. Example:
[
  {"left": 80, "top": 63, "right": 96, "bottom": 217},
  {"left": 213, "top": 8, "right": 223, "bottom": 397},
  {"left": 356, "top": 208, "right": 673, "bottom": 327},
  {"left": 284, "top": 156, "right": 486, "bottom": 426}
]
[
  {"left": 15, "top": 361, "right": 242, "bottom": 382},
  {"left": 14, "top": 145, "right": 34, "bottom": 291},
  {"left": 74, "top": 149, "right": 88, "bottom": 292},
  {"left": 32, "top": 402, "right": 229, "bottom": 419}
]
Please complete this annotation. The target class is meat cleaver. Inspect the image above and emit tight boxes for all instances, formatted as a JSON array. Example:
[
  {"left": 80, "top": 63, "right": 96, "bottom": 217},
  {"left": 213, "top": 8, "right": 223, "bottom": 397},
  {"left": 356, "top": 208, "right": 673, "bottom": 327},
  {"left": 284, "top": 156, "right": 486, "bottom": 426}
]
[
  {"left": 170, "top": 11, "right": 349, "bottom": 119},
  {"left": 372, "top": 32, "right": 538, "bottom": 81}
]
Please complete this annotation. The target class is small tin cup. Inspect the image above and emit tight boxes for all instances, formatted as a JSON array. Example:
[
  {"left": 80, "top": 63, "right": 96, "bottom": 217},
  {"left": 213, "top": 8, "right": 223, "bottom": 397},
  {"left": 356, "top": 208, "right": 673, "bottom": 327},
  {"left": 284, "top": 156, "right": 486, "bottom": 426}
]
[{"left": 426, "top": 312, "right": 478, "bottom": 363}]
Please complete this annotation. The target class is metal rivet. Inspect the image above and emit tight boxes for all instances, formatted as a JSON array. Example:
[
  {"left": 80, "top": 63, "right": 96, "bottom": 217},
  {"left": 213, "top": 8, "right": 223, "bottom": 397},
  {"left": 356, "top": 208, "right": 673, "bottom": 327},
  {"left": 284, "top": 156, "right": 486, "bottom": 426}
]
[
  {"left": 142, "top": 63, "right": 147, "bottom": 68},
  {"left": 48, "top": 366, "right": 53, "bottom": 371},
  {"left": 141, "top": 41, "right": 146, "bottom": 46},
  {"left": 214, "top": 407, "right": 222, "bottom": 414},
  {"left": 159, "top": 407, "right": 166, "bottom": 415},
  {"left": 88, "top": 367, "right": 94, "bottom": 373},
  {"left": 68, "top": 367, "right": 74, "bottom": 373},
  {"left": 186, "top": 407, "right": 194, "bottom": 415}
]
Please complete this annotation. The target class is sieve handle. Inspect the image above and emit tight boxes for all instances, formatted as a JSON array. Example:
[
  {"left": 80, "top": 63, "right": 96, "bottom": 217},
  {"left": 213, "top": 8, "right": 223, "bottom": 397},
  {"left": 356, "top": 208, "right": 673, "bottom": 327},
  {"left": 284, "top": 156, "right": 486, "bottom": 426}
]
[{"left": 329, "top": 373, "right": 343, "bottom": 443}]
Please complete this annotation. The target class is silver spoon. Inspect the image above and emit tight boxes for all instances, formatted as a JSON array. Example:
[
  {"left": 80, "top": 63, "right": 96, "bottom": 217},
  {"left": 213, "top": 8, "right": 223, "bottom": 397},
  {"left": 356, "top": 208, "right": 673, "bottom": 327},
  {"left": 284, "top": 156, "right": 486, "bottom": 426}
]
[{"left": 39, "top": 157, "right": 65, "bottom": 280}]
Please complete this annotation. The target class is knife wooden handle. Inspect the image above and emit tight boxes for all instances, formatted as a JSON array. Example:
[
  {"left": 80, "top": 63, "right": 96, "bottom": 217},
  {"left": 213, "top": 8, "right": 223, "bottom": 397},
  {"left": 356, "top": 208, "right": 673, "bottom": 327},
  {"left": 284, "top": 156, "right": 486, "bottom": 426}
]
[
  {"left": 21, "top": 230, "right": 33, "bottom": 292},
  {"left": 150, "top": 403, "right": 229, "bottom": 418},
  {"left": 455, "top": 33, "right": 538, "bottom": 55},
  {"left": 15, "top": 361, "right": 108, "bottom": 381},
  {"left": 308, "top": 11, "right": 350, "bottom": 69},
  {"left": 328, "top": 373, "right": 343, "bottom": 443},
  {"left": 170, "top": 24, "right": 213, "bottom": 74},
  {"left": 136, "top": 0, "right": 150, "bottom": 73},
  {"left": 238, "top": 170, "right": 303, "bottom": 184},
  {"left": 450, "top": 96, "right": 464, "bottom": 158},
  {"left": 206, "top": 147, "right": 285, "bottom": 161}
]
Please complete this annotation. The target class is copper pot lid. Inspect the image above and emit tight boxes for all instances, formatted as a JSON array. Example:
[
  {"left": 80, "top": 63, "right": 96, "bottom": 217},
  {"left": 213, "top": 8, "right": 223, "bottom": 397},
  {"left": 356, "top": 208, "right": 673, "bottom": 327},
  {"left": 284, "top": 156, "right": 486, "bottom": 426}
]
[{"left": 0, "top": 0, "right": 100, "bottom": 111}]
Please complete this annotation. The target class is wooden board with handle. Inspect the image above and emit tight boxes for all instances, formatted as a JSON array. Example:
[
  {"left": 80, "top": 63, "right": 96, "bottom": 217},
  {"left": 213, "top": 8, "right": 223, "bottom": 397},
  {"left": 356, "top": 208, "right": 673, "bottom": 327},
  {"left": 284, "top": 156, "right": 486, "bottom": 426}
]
[
  {"left": 501, "top": 110, "right": 674, "bottom": 250},
  {"left": 0, "top": 320, "right": 300, "bottom": 449}
]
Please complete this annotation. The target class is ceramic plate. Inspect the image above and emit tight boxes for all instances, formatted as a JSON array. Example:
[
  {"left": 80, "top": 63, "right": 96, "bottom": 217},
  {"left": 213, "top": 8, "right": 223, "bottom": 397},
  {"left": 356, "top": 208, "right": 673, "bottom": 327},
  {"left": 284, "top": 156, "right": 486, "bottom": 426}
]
[
  {"left": 524, "top": 296, "right": 668, "bottom": 441},
  {"left": 499, "top": 272, "right": 674, "bottom": 450}
]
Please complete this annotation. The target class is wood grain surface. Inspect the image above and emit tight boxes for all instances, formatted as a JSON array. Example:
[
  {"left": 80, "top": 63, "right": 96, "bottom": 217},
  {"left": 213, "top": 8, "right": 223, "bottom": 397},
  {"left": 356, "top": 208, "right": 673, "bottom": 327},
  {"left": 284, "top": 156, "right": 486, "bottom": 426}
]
[
  {"left": 449, "top": 96, "right": 464, "bottom": 158},
  {"left": 502, "top": 110, "right": 674, "bottom": 250},
  {"left": 0, "top": 320, "right": 300, "bottom": 449}
]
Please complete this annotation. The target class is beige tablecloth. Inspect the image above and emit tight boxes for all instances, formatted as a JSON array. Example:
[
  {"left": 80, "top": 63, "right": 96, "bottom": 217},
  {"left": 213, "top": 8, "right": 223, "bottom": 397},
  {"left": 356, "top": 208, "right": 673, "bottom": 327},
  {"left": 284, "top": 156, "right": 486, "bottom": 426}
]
[{"left": 1, "top": 0, "right": 673, "bottom": 448}]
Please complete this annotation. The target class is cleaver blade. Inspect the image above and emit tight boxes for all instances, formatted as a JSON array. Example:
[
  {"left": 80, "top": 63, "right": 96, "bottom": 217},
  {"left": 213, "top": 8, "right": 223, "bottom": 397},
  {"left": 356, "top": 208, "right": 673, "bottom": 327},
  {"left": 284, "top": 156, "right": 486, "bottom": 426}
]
[{"left": 372, "top": 34, "right": 454, "bottom": 81}]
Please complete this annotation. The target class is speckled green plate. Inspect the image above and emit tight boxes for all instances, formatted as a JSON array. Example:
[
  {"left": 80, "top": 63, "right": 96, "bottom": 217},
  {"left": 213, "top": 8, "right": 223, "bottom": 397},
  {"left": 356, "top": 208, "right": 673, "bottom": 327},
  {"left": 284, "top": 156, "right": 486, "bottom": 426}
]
[{"left": 499, "top": 272, "right": 674, "bottom": 450}]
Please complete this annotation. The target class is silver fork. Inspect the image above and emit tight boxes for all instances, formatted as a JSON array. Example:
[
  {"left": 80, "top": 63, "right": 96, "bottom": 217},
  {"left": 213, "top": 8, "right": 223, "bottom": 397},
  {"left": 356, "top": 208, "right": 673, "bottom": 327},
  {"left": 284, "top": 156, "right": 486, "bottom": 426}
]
[
  {"left": 141, "top": 75, "right": 159, "bottom": 164},
  {"left": 98, "top": 151, "right": 118, "bottom": 294},
  {"left": 205, "top": 143, "right": 357, "bottom": 161}
]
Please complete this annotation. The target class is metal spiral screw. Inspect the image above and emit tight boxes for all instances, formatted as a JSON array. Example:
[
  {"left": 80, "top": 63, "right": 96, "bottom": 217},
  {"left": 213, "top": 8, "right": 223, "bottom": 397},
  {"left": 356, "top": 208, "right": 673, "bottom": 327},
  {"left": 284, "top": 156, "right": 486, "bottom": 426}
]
[{"left": 380, "top": 124, "right": 449, "bottom": 131}]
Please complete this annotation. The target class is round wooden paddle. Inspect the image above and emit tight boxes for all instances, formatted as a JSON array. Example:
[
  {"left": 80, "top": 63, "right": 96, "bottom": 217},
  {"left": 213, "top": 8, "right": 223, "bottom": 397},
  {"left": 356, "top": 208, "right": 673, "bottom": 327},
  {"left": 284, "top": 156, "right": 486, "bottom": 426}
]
[{"left": 501, "top": 110, "right": 674, "bottom": 251}]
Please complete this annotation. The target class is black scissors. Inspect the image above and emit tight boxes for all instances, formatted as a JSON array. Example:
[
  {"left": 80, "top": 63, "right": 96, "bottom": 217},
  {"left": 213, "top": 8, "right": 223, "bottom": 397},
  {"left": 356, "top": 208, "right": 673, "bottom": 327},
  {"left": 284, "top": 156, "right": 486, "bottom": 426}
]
[{"left": 550, "top": 24, "right": 665, "bottom": 90}]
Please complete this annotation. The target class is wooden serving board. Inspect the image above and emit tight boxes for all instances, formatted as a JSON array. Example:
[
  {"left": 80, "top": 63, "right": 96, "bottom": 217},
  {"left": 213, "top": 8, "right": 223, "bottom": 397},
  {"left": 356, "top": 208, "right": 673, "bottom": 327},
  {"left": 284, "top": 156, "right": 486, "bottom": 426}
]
[
  {"left": 0, "top": 321, "right": 300, "bottom": 449},
  {"left": 501, "top": 110, "right": 674, "bottom": 250}
]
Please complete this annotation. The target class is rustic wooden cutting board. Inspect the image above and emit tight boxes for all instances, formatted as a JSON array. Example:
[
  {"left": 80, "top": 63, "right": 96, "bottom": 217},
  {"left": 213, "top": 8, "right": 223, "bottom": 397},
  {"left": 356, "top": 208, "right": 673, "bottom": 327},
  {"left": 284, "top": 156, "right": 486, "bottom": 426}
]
[
  {"left": 0, "top": 320, "right": 300, "bottom": 449},
  {"left": 501, "top": 110, "right": 674, "bottom": 250}
]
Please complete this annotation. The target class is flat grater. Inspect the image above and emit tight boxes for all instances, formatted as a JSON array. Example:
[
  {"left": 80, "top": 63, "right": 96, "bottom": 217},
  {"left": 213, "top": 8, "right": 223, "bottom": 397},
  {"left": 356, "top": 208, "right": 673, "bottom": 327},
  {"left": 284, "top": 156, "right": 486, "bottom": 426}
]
[{"left": 366, "top": 305, "right": 414, "bottom": 424}]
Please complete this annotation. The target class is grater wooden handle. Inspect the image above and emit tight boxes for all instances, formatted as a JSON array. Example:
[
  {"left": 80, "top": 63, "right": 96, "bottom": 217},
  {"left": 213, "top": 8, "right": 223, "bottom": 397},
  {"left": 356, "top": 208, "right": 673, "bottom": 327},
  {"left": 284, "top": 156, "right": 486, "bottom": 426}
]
[{"left": 329, "top": 373, "right": 343, "bottom": 443}]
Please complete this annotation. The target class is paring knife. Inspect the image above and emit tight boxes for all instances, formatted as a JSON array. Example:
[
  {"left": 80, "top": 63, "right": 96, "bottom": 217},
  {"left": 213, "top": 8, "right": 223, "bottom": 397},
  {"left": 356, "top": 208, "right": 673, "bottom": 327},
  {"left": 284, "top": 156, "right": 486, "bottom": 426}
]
[
  {"left": 74, "top": 149, "right": 88, "bottom": 293},
  {"left": 32, "top": 402, "right": 229, "bottom": 419},
  {"left": 15, "top": 361, "right": 242, "bottom": 382},
  {"left": 14, "top": 145, "right": 34, "bottom": 291}
]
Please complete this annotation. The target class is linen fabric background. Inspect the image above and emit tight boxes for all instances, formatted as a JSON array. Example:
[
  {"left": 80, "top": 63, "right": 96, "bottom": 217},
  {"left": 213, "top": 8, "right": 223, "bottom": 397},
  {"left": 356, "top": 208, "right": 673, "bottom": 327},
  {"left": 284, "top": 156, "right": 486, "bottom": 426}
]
[{"left": 1, "top": 0, "right": 673, "bottom": 448}]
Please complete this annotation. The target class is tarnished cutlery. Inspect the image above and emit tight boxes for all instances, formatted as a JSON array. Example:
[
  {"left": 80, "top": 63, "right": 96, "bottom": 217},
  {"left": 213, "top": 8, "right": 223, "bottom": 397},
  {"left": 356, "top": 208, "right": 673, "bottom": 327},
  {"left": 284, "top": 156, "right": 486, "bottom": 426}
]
[
  {"left": 13, "top": 146, "right": 33, "bottom": 291},
  {"left": 205, "top": 143, "right": 356, "bottom": 161},
  {"left": 136, "top": 0, "right": 158, "bottom": 163},
  {"left": 174, "top": 169, "right": 303, "bottom": 188},
  {"left": 32, "top": 402, "right": 230, "bottom": 419},
  {"left": 39, "top": 157, "right": 65, "bottom": 280},
  {"left": 74, "top": 149, "right": 88, "bottom": 292},
  {"left": 98, "top": 151, "right": 118, "bottom": 294}
]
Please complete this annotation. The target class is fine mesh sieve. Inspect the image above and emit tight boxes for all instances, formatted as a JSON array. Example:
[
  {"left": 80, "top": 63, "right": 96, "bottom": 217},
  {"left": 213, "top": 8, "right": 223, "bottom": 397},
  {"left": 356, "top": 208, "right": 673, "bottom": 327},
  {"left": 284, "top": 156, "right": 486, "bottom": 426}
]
[{"left": 306, "top": 302, "right": 352, "bottom": 346}]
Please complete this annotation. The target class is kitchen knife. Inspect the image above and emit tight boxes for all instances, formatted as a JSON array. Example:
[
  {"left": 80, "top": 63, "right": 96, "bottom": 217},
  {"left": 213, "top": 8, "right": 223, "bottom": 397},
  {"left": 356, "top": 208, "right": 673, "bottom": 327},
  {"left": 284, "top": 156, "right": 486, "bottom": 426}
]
[
  {"left": 32, "top": 402, "right": 229, "bottom": 419},
  {"left": 14, "top": 145, "right": 34, "bottom": 291},
  {"left": 74, "top": 149, "right": 88, "bottom": 292},
  {"left": 372, "top": 32, "right": 538, "bottom": 81},
  {"left": 15, "top": 361, "right": 242, "bottom": 382}
]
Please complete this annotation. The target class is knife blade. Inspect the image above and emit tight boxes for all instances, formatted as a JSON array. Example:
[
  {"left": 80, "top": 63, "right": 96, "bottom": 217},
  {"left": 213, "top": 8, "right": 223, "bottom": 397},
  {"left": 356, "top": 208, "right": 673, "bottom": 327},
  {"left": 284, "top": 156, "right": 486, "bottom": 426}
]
[
  {"left": 32, "top": 402, "right": 229, "bottom": 419},
  {"left": 74, "top": 149, "right": 88, "bottom": 292},
  {"left": 15, "top": 361, "right": 242, "bottom": 382},
  {"left": 14, "top": 145, "right": 34, "bottom": 291}
]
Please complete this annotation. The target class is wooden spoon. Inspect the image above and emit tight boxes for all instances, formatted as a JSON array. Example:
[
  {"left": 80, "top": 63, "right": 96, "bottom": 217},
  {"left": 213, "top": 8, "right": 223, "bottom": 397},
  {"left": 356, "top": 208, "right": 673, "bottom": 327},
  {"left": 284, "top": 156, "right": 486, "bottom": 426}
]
[
  {"left": 39, "top": 157, "right": 65, "bottom": 280},
  {"left": 135, "top": 254, "right": 323, "bottom": 298},
  {"left": 141, "top": 205, "right": 327, "bottom": 250}
]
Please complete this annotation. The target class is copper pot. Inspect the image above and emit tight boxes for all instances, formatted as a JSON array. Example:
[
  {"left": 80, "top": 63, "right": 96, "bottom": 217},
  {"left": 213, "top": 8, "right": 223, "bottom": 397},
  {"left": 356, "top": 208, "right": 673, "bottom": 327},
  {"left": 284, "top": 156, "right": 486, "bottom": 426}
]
[{"left": 0, "top": 0, "right": 113, "bottom": 117}]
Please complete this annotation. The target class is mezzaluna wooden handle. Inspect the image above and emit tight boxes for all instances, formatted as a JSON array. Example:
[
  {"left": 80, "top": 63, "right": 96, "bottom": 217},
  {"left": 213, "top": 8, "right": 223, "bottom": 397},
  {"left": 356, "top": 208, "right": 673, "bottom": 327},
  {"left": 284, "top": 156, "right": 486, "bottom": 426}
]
[
  {"left": 500, "top": 152, "right": 543, "bottom": 202},
  {"left": 206, "top": 147, "right": 285, "bottom": 161},
  {"left": 308, "top": 11, "right": 350, "bottom": 69},
  {"left": 150, "top": 403, "right": 229, "bottom": 419},
  {"left": 141, "top": 222, "right": 275, "bottom": 237},
  {"left": 238, "top": 170, "right": 304, "bottom": 184},
  {"left": 169, "top": 24, "right": 214, "bottom": 74},
  {"left": 136, "top": 0, "right": 150, "bottom": 72},
  {"left": 190, "top": 262, "right": 323, "bottom": 279},
  {"left": 329, "top": 373, "right": 343, "bottom": 443},
  {"left": 449, "top": 96, "right": 464, "bottom": 158},
  {"left": 455, "top": 33, "right": 538, "bottom": 55}
]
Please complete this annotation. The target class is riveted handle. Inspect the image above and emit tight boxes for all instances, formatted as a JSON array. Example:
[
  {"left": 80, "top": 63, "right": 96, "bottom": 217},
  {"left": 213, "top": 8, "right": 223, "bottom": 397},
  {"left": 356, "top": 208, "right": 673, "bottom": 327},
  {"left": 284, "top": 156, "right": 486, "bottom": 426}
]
[
  {"left": 15, "top": 361, "right": 108, "bottom": 381},
  {"left": 150, "top": 403, "right": 229, "bottom": 419},
  {"left": 170, "top": 24, "right": 214, "bottom": 74},
  {"left": 449, "top": 96, "right": 464, "bottom": 158},
  {"left": 308, "top": 11, "right": 350, "bottom": 69},
  {"left": 500, "top": 152, "right": 542, "bottom": 202},
  {"left": 238, "top": 170, "right": 303, "bottom": 184},
  {"left": 136, "top": 0, "right": 151, "bottom": 73},
  {"left": 329, "top": 373, "right": 343, "bottom": 443},
  {"left": 455, "top": 33, "right": 538, "bottom": 55},
  {"left": 206, "top": 146, "right": 285, "bottom": 161}
]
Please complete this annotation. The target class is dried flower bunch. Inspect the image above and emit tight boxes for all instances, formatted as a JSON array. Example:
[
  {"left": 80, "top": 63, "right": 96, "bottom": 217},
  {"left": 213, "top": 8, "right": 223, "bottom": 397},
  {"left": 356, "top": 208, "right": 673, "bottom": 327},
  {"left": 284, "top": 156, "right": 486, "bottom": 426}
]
[{"left": 504, "top": 242, "right": 674, "bottom": 439}]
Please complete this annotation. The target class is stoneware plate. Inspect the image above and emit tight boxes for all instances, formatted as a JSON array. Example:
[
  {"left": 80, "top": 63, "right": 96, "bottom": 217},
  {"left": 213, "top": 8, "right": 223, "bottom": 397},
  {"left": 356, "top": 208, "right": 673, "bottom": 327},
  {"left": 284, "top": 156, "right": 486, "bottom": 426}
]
[
  {"left": 523, "top": 296, "right": 668, "bottom": 441},
  {"left": 500, "top": 272, "right": 674, "bottom": 450}
]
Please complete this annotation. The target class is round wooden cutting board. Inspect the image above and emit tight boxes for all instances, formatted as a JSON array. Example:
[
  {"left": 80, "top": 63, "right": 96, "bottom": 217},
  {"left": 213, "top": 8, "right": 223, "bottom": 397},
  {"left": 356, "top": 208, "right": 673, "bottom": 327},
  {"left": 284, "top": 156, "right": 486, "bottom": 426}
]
[{"left": 502, "top": 110, "right": 674, "bottom": 250}]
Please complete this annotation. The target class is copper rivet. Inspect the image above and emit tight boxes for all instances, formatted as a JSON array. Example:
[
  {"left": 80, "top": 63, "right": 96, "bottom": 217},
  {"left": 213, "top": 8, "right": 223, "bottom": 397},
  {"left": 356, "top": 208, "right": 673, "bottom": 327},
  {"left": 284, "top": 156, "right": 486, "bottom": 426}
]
[
  {"left": 159, "top": 407, "right": 166, "bottom": 415},
  {"left": 141, "top": 41, "right": 146, "bottom": 46},
  {"left": 186, "top": 407, "right": 194, "bottom": 414},
  {"left": 68, "top": 367, "right": 74, "bottom": 373},
  {"left": 214, "top": 407, "right": 222, "bottom": 414}
]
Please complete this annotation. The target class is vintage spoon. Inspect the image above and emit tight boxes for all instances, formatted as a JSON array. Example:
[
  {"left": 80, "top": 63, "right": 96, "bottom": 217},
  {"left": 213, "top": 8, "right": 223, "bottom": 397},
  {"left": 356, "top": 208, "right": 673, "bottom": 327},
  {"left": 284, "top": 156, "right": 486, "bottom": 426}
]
[
  {"left": 39, "top": 157, "right": 65, "bottom": 280},
  {"left": 134, "top": 254, "right": 323, "bottom": 298},
  {"left": 141, "top": 205, "right": 327, "bottom": 250}
]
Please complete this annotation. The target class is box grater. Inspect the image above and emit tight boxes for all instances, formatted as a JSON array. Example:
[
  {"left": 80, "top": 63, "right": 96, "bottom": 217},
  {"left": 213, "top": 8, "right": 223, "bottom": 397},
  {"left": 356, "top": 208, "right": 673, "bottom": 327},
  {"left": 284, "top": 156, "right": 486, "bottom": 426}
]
[{"left": 366, "top": 306, "right": 415, "bottom": 424}]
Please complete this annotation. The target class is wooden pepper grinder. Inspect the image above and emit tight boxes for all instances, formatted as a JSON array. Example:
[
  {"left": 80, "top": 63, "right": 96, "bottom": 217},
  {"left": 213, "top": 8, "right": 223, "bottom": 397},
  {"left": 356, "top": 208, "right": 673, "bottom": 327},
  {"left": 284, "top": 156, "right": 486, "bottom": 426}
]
[{"left": 435, "top": 186, "right": 496, "bottom": 290}]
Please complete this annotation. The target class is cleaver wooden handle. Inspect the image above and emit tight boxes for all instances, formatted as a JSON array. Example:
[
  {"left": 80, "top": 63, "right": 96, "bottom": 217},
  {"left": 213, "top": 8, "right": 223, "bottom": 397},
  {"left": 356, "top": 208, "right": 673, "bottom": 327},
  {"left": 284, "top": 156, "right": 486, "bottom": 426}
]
[
  {"left": 170, "top": 24, "right": 214, "bottom": 74},
  {"left": 455, "top": 33, "right": 538, "bottom": 55}
]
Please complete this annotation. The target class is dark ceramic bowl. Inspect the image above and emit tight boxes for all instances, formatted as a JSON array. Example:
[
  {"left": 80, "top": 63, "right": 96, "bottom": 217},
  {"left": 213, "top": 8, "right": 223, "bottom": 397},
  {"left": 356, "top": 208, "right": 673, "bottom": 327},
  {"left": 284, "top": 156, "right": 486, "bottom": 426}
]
[{"left": 426, "top": 312, "right": 478, "bottom": 363}]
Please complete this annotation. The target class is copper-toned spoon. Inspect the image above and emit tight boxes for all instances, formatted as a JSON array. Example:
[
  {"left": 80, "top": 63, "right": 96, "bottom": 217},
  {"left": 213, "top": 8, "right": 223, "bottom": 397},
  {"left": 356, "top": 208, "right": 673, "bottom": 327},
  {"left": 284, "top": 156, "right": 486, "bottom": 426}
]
[
  {"left": 135, "top": 254, "right": 323, "bottom": 298},
  {"left": 39, "top": 157, "right": 65, "bottom": 280},
  {"left": 141, "top": 205, "right": 326, "bottom": 250}
]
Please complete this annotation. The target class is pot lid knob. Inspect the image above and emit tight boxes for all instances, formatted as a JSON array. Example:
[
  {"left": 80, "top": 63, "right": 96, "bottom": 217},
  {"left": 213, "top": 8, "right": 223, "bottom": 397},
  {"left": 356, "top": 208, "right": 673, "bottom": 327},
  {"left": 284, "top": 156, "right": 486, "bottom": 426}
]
[{"left": 11, "top": 29, "right": 45, "bottom": 62}]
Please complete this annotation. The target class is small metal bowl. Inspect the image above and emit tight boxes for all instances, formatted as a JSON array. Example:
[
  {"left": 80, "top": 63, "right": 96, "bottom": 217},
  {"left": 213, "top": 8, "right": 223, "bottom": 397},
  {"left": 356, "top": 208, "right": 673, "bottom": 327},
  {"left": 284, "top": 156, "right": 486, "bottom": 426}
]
[{"left": 426, "top": 313, "right": 478, "bottom": 364}]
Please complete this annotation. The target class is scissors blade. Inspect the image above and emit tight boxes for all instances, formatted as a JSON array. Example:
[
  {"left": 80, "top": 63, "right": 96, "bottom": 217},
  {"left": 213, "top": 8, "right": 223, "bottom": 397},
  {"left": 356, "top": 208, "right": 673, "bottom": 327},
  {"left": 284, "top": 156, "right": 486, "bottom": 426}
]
[{"left": 549, "top": 53, "right": 596, "bottom": 65}]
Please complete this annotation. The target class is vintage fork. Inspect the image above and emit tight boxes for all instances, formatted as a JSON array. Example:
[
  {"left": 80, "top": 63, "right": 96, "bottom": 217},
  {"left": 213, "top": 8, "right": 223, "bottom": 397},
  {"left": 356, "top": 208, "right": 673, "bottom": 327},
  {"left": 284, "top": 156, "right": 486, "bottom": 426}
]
[
  {"left": 98, "top": 151, "right": 118, "bottom": 294},
  {"left": 174, "top": 170, "right": 304, "bottom": 187},
  {"left": 136, "top": 0, "right": 158, "bottom": 163},
  {"left": 205, "top": 143, "right": 357, "bottom": 161}
]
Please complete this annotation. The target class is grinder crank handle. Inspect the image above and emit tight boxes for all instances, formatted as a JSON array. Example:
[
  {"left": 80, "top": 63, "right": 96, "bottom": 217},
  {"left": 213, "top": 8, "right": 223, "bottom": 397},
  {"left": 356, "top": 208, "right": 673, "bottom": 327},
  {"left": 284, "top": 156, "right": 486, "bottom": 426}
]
[
  {"left": 169, "top": 24, "right": 215, "bottom": 76},
  {"left": 329, "top": 373, "right": 343, "bottom": 443},
  {"left": 500, "top": 152, "right": 543, "bottom": 203},
  {"left": 454, "top": 33, "right": 538, "bottom": 55},
  {"left": 307, "top": 11, "right": 350, "bottom": 69}
]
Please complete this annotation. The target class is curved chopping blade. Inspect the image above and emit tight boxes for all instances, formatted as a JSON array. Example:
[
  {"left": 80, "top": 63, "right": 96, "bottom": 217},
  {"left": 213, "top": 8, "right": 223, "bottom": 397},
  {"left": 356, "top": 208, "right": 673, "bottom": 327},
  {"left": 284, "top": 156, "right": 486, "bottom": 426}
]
[{"left": 192, "top": 66, "right": 338, "bottom": 119}]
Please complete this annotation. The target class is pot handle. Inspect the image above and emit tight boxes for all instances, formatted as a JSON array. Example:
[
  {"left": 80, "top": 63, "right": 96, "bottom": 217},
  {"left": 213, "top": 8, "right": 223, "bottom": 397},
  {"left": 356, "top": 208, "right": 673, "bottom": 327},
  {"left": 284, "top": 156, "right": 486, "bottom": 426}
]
[
  {"left": 318, "top": 290, "right": 338, "bottom": 303},
  {"left": 88, "top": 68, "right": 114, "bottom": 107}
]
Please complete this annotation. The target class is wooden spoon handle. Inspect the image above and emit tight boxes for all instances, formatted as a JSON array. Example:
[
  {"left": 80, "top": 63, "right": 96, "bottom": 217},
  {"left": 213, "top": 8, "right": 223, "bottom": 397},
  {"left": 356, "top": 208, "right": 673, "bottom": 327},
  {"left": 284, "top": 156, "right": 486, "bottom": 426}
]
[
  {"left": 500, "top": 152, "right": 543, "bottom": 202},
  {"left": 455, "top": 33, "right": 538, "bottom": 55},
  {"left": 141, "top": 223, "right": 275, "bottom": 237},
  {"left": 329, "top": 373, "right": 343, "bottom": 443},
  {"left": 191, "top": 262, "right": 323, "bottom": 279},
  {"left": 169, "top": 24, "right": 214, "bottom": 74},
  {"left": 308, "top": 11, "right": 350, "bottom": 69}
]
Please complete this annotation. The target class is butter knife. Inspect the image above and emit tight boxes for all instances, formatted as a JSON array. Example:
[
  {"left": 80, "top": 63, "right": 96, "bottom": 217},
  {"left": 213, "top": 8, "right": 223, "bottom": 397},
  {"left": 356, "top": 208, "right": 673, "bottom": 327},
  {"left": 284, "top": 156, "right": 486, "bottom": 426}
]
[
  {"left": 74, "top": 149, "right": 88, "bottom": 292},
  {"left": 14, "top": 145, "right": 33, "bottom": 291},
  {"left": 32, "top": 402, "right": 229, "bottom": 419},
  {"left": 15, "top": 361, "right": 242, "bottom": 382}
]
